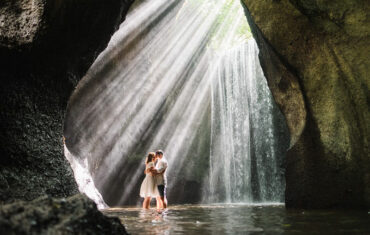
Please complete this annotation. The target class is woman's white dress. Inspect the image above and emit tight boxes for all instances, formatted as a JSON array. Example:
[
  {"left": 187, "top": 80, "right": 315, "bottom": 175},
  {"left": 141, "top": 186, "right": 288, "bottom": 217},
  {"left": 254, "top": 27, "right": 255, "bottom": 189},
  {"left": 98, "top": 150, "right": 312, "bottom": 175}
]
[{"left": 139, "top": 162, "right": 160, "bottom": 198}]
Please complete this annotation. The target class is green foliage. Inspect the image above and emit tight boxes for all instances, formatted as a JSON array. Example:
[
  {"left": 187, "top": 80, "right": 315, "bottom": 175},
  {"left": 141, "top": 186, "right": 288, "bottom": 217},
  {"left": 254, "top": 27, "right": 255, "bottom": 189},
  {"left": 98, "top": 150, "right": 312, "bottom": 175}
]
[
  {"left": 176, "top": 0, "right": 252, "bottom": 52},
  {"left": 208, "top": 0, "right": 252, "bottom": 51}
]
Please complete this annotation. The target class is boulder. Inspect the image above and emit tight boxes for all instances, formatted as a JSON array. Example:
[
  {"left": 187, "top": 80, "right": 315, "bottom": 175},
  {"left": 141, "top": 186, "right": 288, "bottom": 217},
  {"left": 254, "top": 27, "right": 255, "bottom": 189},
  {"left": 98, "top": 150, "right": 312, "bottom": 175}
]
[{"left": 0, "top": 194, "right": 128, "bottom": 234}]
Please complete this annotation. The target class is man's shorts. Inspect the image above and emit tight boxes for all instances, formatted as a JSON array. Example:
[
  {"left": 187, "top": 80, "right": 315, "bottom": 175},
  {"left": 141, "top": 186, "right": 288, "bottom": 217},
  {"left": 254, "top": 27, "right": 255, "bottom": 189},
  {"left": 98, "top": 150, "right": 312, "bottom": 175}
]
[{"left": 157, "top": 185, "right": 166, "bottom": 198}]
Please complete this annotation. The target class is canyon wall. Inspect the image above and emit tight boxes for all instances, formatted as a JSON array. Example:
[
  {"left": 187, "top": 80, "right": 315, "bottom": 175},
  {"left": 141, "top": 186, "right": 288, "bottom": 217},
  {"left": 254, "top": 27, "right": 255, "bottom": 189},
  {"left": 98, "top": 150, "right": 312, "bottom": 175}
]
[{"left": 242, "top": 0, "right": 369, "bottom": 208}]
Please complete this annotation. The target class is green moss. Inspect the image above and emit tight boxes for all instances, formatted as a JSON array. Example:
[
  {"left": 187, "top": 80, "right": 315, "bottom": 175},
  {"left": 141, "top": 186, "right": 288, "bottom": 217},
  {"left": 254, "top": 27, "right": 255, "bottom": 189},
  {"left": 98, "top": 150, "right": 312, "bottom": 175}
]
[{"left": 242, "top": 0, "right": 370, "bottom": 208}]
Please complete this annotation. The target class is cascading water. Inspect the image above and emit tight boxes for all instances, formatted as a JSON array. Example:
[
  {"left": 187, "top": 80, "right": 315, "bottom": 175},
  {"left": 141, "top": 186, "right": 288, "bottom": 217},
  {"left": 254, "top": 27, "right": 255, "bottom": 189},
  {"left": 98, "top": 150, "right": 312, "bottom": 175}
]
[
  {"left": 208, "top": 41, "right": 286, "bottom": 203},
  {"left": 63, "top": 0, "right": 289, "bottom": 207}
]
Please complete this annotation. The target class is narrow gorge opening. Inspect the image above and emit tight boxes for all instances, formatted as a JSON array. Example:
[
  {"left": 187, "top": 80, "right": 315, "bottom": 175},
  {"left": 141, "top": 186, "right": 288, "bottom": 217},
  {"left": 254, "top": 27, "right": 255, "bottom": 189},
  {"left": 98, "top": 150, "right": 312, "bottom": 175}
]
[{"left": 63, "top": 0, "right": 289, "bottom": 208}]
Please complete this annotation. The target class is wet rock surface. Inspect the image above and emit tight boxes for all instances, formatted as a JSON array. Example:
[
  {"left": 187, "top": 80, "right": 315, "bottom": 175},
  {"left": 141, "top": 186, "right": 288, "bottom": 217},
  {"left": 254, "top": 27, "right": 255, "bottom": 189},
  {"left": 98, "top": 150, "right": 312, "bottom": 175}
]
[
  {"left": 0, "top": 0, "right": 134, "bottom": 203},
  {"left": 242, "top": 0, "right": 370, "bottom": 208},
  {"left": 0, "top": 194, "right": 128, "bottom": 234}
]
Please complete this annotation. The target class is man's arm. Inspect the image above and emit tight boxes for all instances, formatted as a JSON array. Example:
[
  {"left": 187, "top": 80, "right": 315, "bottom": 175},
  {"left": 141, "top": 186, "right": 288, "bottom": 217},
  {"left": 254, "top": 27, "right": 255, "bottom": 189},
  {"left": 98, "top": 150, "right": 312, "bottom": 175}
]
[
  {"left": 156, "top": 161, "right": 167, "bottom": 174},
  {"left": 149, "top": 168, "right": 160, "bottom": 175},
  {"left": 150, "top": 161, "right": 167, "bottom": 175},
  {"left": 144, "top": 166, "right": 155, "bottom": 174}
]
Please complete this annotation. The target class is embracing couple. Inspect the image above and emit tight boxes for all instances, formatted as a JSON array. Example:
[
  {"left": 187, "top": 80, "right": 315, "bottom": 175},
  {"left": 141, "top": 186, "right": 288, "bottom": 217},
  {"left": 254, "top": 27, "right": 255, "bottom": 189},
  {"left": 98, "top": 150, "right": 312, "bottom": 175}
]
[{"left": 139, "top": 150, "right": 168, "bottom": 210}]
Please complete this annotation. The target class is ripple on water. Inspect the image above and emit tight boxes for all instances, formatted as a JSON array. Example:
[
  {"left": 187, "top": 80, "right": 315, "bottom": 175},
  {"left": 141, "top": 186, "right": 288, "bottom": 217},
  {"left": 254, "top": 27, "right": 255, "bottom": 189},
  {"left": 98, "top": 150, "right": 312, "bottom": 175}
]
[{"left": 102, "top": 204, "right": 370, "bottom": 234}]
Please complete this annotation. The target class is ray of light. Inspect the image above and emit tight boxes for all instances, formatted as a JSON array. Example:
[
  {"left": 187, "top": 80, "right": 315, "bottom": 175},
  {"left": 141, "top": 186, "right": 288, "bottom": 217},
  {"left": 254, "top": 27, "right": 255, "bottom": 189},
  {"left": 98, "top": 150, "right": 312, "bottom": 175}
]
[{"left": 64, "top": 0, "right": 287, "bottom": 208}]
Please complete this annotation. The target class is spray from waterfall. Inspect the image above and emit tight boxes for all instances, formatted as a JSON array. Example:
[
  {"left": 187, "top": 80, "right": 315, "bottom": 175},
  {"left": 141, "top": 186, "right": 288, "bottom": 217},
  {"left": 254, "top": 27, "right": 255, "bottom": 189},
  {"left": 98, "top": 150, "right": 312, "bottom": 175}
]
[{"left": 64, "top": 0, "right": 288, "bottom": 207}]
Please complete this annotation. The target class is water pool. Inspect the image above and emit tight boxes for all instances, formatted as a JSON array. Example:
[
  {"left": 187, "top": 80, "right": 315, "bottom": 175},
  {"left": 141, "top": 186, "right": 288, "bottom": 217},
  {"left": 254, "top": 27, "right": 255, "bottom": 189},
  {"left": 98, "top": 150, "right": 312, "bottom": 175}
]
[{"left": 103, "top": 204, "right": 370, "bottom": 234}]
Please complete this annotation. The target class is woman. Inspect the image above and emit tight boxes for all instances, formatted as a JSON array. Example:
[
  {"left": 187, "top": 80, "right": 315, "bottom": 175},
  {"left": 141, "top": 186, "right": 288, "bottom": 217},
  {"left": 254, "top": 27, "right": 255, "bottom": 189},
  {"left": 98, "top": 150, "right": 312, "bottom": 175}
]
[{"left": 139, "top": 152, "right": 159, "bottom": 209}]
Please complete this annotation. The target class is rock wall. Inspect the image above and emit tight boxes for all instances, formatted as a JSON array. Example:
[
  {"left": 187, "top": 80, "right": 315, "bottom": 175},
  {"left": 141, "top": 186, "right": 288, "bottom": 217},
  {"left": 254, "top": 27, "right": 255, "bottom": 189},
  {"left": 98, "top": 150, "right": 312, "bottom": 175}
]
[
  {"left": 0, "top": 0, "right": 134, "bottom": 203},
  {"left": 242, "top": 0, "right": 369, "bottom": 208},
  {"left": 0, "top": 194, "right": 128, "bottom": 234}
]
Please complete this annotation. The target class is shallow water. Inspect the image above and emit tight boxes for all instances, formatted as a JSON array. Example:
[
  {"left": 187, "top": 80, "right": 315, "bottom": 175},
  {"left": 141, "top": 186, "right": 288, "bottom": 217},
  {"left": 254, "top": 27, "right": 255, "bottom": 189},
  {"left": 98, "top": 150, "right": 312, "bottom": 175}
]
[{"left": 103, "top": 204, "right": 370, "bottom": 234}]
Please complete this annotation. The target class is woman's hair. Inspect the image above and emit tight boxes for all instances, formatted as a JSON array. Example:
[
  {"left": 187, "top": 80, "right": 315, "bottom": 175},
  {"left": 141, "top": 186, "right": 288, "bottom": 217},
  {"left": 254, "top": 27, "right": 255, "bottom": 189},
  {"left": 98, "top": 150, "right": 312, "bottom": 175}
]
[{"left": 145, "top": 152, "right": 156, "bottom": 164}]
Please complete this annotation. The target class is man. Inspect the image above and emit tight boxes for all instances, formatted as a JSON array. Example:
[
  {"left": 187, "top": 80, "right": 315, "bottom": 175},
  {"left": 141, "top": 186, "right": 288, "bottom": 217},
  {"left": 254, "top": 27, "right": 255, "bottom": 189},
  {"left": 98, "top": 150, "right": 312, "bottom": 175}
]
[{"left": 152, "top": 150, "right": 168, "bottom": 209}]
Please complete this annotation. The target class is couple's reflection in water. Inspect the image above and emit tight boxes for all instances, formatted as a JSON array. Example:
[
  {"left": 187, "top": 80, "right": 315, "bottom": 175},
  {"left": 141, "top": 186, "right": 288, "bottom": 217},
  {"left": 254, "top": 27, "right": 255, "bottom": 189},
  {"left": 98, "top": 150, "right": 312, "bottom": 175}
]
[
  {"left": 130, "top": 205, "right": 266, "bottom": 234},
  {"left": 138, "top": 209, "right": 171, "bottom": 235}
]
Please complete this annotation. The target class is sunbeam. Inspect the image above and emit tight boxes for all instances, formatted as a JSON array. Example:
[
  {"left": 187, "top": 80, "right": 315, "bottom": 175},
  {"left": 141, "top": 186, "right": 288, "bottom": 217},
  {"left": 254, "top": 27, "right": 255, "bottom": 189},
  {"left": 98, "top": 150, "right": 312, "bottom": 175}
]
[{"left": 64, "top": 0, "right": 289, "bottom": 207}]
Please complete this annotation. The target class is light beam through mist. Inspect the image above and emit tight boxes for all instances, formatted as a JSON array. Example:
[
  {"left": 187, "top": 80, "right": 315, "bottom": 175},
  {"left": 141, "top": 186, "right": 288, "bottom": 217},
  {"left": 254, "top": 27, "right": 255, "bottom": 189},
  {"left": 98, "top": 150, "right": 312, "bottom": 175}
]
[{"left": 64, "top": 0, "right": 289, "bottom": 207}]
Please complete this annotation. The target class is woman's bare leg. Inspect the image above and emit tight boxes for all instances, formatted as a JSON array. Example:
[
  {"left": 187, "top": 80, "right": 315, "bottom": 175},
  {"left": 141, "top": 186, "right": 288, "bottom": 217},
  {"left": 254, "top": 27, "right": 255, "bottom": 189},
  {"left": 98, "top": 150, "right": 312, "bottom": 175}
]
[
  {"left": 143, "top": 197, "right": 150, "bottom": 209},
  {"left": 142, "top": 197, "right": 146, "bottom": 209},
  {"left": 156, "top": 196, "right": 163, "bottom": 209},
  {"left": 142, "top": 198, "right": 146, "bottom": 209}
]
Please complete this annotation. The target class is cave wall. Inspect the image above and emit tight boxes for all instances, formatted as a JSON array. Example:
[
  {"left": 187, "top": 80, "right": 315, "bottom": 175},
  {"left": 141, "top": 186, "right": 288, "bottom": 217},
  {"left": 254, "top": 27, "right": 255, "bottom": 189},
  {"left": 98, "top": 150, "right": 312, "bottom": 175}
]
[
  {"left": 1, "top": 0, "right": 368, "bottom": 211},
  {"left": 0, "top": 0, "right": 134, "bottom": 203},
  {"left": 242, "top": 0, "right": 369, "bottom": 208}
]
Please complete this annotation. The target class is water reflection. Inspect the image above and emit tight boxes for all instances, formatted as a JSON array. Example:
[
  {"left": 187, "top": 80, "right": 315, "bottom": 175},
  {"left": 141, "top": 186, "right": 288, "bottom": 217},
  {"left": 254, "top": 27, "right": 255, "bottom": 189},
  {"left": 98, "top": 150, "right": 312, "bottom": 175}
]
[
  {"left": 138, "top": 209, "right": 171, "bottom": 235},
  {"left": 103, "top": 204, "right": 370, "bottom": 234}
]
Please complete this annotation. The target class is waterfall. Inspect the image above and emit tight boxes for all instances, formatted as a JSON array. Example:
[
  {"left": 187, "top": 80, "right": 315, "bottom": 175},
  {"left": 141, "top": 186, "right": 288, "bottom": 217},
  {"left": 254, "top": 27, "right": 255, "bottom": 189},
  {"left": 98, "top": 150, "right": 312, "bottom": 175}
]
[
  {"left": 64, "top": 144, "right": 108, "bottom": 209},
  {"left": 64, "top": 0, "right": 288, "bottom": 207},
  {"left": 209, "top": 40, "right": 286, "bottom": 203}
]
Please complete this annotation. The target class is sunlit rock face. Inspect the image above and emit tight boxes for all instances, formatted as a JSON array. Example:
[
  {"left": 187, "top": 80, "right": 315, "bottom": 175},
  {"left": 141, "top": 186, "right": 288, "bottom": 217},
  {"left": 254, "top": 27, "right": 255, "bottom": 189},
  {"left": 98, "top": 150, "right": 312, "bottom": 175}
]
[
  {"left": 0, "top": 0, "right": 134, "bottom": 202},
  {"left": 242, "top": 0, "right": 370, "bottom": 208}
]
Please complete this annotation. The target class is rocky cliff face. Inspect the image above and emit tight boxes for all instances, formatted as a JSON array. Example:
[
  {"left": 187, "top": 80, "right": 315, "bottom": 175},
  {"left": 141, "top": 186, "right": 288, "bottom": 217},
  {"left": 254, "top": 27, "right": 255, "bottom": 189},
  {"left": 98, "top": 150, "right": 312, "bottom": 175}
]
[
  {"left": 0, "top": 0, "right": 134, "bottom": 203},
  {"left": 242, "top": 0, "right": 369, "bottom": 208}
]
